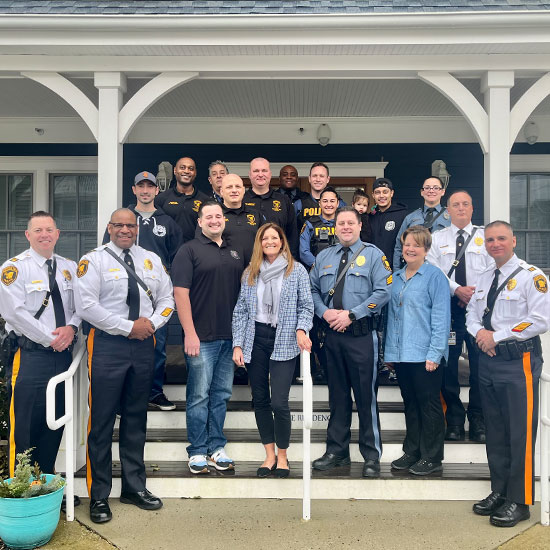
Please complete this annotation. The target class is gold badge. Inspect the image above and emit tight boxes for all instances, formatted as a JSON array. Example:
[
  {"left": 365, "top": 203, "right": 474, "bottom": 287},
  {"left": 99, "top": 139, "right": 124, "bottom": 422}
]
[
  {"left": 192, "top": 200, "right": 201, "bottom": 212},
  {"left": 76, "top": 260, "right": 89, "bottom": 278},
  {"left": 246, "top": 214, "right": 256, "bottom": 226},
  {"left": 356, "top": 255, "right": 365, "bottom": 267},
  {"left": 381, "top": 255, "right": 392, "bottom": 272},
  {"left": 144, "top": 259, "right": 153, "bottom": 271},
  {"left": 506, "top": 278, "right": 516, "bottom": 291},
  {"left": 533, "top": 274, "right": 548, "bottom": 293},
  {"left": 1, "top": 266, "right": 18, "bottom": 286},
  {"left": 160, "top": 307, "right": 173, "bottom": 317},
  {"left": 62, "top": 269, "right": 72, "bottom": 281},
  {"left": 272, "top": 200, "right": 281, "bottom": 212},
  {"left": 474, "top": 237, "right": 483, "bottom": 246}
]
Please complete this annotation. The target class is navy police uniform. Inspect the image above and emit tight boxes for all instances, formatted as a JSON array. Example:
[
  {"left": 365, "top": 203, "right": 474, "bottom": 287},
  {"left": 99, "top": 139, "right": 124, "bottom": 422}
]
[
  {"left": 310, "top": 241, "right": 391, "bottom": 461},
  {"left": 74, "top": 242, "right": 174, "bottom": 500},
  {"left": 299, "top": 215, "right": 336, "bottom": 270},
  {"left": 467, "top": 254, "right": 549, "bottom": 506},
  {"left": 294, "top": 194, "right": 346, "bottom": 234},
  {"left": 0, "top": 248, "right": 80, "bottom": 476}
]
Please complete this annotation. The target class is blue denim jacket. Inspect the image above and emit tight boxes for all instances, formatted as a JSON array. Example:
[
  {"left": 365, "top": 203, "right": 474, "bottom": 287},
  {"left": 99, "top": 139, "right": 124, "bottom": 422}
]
[{"left": 384, "top": 262, "right": 450, "bottom": 364}]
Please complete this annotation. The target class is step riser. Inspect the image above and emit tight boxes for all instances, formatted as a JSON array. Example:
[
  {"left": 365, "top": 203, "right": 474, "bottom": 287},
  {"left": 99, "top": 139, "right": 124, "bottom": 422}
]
[{"left": 111, "top": 441, "right": 489, "bottom": 463}]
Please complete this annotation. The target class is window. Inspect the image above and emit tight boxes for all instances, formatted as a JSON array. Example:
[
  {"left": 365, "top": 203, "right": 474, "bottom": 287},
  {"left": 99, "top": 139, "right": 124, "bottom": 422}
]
[
  {"left": 0, "top": 174, "right": 33, "bottom": 263},
  {"left": 510, "top": 173, "right": 550, "bottom": 269},
  {"left": 50, "top": 174, "right": 98, "bottom": 261}
]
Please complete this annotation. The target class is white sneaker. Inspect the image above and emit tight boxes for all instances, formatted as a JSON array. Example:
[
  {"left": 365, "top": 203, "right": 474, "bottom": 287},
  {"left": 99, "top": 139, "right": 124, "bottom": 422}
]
[
  {"left": 188, "top": 455, "right": 209, "bottom": 475},
  {"left": 207, "top": 448, "right": 235, "bottom": 471}
]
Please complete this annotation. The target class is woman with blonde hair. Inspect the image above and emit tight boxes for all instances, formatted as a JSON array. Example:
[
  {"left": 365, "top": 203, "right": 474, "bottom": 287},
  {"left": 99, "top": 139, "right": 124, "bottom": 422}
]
[{"left": 233, "top": 223, "right": 313, "bottom": 478}]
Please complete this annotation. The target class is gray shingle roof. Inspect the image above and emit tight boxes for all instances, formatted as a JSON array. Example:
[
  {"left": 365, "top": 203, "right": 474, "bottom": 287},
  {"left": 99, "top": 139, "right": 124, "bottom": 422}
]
[{"left": 0, "top": 1, "right": 549, "bottom": 15}]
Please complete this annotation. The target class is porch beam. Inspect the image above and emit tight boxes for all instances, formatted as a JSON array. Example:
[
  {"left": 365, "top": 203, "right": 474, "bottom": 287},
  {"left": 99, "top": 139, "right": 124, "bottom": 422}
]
[
  {"left": 418, "top": 71, "right": 489, "bottom": 153},
  {"left": 19, "top": 71, "right": 98, "bottom": 140},
  {"left": 119, "top": 71, "right": 198, "bottom": 143},
  {"left": 509, "top": 72, "right": 550, "bottom": 149},
  {"left": 95, "top": 71, "right": 126, "bottom": 245},
  {"left": 482, "top": 71, "right": 515, "bottom": 223}
]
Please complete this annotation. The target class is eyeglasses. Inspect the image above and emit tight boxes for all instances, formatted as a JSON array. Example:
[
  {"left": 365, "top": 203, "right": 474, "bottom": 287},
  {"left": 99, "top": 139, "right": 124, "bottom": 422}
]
[
  {"left": 109, "top": 223, "right": 138, "bottom": 229},
  {"left": 422, "top": 186, "right": 443, "bottom": 191}
]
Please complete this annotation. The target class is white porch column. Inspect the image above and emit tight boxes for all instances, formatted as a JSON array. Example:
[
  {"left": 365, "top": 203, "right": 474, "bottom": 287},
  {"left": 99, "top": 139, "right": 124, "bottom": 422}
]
[
  {"left": 94, "top": 72, "right": 126, "bottom": 244},
  {"left": 481, "top": 71, "right": 514, "bottom": 224}
]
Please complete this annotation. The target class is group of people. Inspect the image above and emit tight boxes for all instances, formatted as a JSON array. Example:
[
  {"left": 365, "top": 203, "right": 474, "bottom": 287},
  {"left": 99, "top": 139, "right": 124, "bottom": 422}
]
[{"left": 0, "top": 155, "right": 548, "bottom": 531}]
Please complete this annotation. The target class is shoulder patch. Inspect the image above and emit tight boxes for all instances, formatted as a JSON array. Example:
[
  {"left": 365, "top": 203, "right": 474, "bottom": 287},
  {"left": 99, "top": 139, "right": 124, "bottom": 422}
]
[
  {"left": 1, "top": 265, "right": 18, "bottom": 286},
  {"left": 381, "top": 255, "right": 392, "bottom": 272},
  {"left": 77, "top": 259, "right": 89, "bottom": 278},
  {"left": 533, "top": 274, "right": 548, "bottom": 293}
]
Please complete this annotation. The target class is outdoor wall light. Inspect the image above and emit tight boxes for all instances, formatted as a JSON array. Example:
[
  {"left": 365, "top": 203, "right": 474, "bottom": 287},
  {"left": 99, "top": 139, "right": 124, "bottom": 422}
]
[
  {"left": 317, "top": 124, "right": 331, "bottom": 146},
  {"left": 156, "top": 161, "right": 173, "bottom": 192},
  {"left": 523, "top": 120, "right": 539, "bottom": 145},
  {"left": 431, "top": 160, "right": 451, "bottom": 189}
]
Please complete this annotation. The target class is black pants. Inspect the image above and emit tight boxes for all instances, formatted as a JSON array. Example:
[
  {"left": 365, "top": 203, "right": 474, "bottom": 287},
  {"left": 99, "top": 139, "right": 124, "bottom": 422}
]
[
  {"left": 444, "top": 301, "right": 483, "bottom": 426},
  {"left": 247, "top": 323, "right": 296, "bottom": 449},
  {"left": 324, "top": 329, "right": 381, "bottom": 461},
  {"left": 478, "top": 350, "right": 542, "bottom": 505},
  {"left": 86, "top": 329, "right": 154, "bottom": 500},
  {"left": 7, "top": 347, "right": 71, "bottom": 476},
  {"left": 395, "top": 362, "right": 445, "bottom": 462},
  {"left": 310, "top": 316, "right": 327, "bottom": 374}
]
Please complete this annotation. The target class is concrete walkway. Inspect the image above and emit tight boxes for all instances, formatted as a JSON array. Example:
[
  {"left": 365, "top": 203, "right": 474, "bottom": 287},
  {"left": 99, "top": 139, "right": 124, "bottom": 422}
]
[{"left": 71, "top": 499, "right": 548, "bottom": 550}]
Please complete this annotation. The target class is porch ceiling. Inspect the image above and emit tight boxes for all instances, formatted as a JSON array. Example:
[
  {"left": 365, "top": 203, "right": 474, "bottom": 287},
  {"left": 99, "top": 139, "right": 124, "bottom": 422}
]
[{"left": 1, "top": 76, "right": 550, "bottom": 119}]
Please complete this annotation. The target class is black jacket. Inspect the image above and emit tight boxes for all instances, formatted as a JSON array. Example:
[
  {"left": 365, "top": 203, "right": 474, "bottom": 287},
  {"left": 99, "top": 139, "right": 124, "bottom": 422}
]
[{"left": 368, "top": 202, "right": 409, "bottom": 262}]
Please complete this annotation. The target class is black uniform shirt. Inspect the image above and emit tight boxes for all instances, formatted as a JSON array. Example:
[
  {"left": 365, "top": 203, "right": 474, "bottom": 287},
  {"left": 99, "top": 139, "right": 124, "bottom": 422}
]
[
  {"left": 155, "top": 186, "right": 209, "bottom": 244},
  {"left": 171, "top": 233, "right": 245, "bottom": 341},
  {"left": 244, "top": 188, "right": 299, "bottom": 258}
]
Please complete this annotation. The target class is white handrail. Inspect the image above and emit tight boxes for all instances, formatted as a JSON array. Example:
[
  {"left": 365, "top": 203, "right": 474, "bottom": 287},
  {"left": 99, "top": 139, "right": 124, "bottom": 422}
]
[
  {"left": 301, "top": 344, "right": 312, "bottom": 521},
  {"left": 541, "top": 370, "right": 550, "bottom": 526},
  {"left": 46, "top": 339, "right": 86, "bottom": 522}
]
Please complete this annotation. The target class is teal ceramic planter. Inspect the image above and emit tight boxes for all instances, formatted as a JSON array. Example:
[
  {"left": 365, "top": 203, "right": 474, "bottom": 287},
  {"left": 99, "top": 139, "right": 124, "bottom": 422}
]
[{"left": 0, "top": 474, "right": 64, "bottom": 550}]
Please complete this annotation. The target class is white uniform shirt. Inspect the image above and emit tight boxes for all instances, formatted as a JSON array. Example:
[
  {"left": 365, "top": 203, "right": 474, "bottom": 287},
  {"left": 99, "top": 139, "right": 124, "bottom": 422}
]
[
  {"left": 466, "top": 254, "right": 550, "bottom": 343},
  {"left": 74, "top": 241, "right": 174, "bottom": 336},
  {"left": 0, "top": 248, "right": 80, "bottom": 348},
  {"left": 426, "top": 222, "right": 494, "bottom": 295}
]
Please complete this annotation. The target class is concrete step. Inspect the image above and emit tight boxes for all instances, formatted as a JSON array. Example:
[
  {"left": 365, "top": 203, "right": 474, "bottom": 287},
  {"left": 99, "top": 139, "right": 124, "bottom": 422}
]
[
  {"left": 110, "top": 428, "right": 488, "bottom": 463},
  {"left": 74, "top": 461, "right": 500, "bottom": 500}
]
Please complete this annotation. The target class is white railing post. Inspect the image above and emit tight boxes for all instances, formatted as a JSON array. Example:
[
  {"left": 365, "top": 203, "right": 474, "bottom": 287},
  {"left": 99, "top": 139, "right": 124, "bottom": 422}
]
[
  {"left": 541, "top": 371, "right": 550, "bottom": 526},
  {"left": 46, "top": 340, "right": 86, "bottom": 522},
  {"left": 301, "top": 343, "right": 312, "bottom": 521}
]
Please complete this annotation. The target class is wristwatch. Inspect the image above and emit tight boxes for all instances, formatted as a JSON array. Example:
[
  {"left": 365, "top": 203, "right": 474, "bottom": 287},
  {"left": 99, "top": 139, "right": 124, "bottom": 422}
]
[
  {"left": 150, "top": 320, "right": 156, "bottom": 331},
  {"left": 69, "top": 324, "right": 78, "bottom": 334},
  {"left": 348, "top": 312, "right": 356, "bottom": 322}
]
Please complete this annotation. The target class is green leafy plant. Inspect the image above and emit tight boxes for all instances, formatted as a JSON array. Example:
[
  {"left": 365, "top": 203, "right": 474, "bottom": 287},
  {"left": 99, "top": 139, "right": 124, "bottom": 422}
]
[{"left": 0, "top": 449, "right": 64, "bottom": 499}]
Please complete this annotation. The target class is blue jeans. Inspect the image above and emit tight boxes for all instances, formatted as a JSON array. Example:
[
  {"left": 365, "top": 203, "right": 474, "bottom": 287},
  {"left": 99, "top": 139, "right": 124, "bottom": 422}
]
[
  {"left": 185, "top": 339, "right": 234, "bottom": 457},
  {"left": 150, "top": 324, "right": 168, "bottom": 400}
]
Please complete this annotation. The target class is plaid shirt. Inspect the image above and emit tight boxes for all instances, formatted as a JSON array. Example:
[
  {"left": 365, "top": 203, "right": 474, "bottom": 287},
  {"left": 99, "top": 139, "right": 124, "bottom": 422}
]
[{"left": 232, "top": 262, "right": 314, "bottom": 363}]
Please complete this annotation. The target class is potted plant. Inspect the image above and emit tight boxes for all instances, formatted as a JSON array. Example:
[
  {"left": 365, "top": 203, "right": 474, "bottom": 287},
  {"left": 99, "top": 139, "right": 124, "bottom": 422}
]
[{"left": 0, "top": 449, "right": 65, "bottom": 549}]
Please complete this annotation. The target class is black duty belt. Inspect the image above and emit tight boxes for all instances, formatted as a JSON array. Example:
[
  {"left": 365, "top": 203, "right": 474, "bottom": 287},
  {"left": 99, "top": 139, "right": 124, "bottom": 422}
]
[
  {"left": 494, "top": 336, "right": 542, "bottom": 361},
  {"left": 17, "top": 335, "right": 73, "bottom": 353},
  {"left": 329, "top": 316, "right": 373, "bottom": 336}
]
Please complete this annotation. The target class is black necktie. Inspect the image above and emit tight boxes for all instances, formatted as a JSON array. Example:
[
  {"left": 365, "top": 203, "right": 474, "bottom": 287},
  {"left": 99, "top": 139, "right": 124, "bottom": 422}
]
[
  {"left": 483, "top": 268, "right": 501, "bottom": 330},
  {"left": 123, "top": 249, "right": 140, "bottom": 321},
  {"left": 332, "top": 247, "right": 349, "bottom": 310},
  {"left": 46, "top": 259, "right": 66, "bottom": 328},
  {"left": 424, "top": 207, "right": 435, "bottom": 225},
  {"left": 454, "top": 229, "right": 467, "bottom": 287}
]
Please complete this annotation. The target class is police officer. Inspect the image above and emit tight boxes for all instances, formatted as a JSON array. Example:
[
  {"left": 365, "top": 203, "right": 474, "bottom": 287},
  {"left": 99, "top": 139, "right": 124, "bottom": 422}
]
[
  {"left": 310, "top": 207, "right": 391, "bottom": 477},
  {"left": 74, "top": 208, "right": 174, "bottom": 524},
  {"left": 208, "top": 160, "right": 228, "bottom": 203},
  {"left": 155, "top": 156, "right": 209, "bottom": 243},
  {"left": 426, "top": 190, "right": 494, "bottom": 443},
  {"left": 244, "top": 157, "right": 299, "bottom": 258},
  {"left": 276, "top": 164, "right": 308, "bottom": 204},
  {"left": 0, "top": 211, "right": 80, "bottom": 478},
  {"left": 467, "top": 220, "right": 549, "bottom": 527},
  {"left": 393, "top": 176, "right": 451, "bottom": 270}
]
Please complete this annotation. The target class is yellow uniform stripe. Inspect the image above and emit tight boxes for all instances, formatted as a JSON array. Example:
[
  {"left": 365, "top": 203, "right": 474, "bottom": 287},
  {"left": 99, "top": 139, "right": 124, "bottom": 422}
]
[
  {"left": 522, "top": 351, "right": 534, "bottom": 505},
  {"left": 8, "top": 349, "right": 21, "bottom": 477},
  {"left": 86, "top": 329, "right": 95, "bottom": 497}
]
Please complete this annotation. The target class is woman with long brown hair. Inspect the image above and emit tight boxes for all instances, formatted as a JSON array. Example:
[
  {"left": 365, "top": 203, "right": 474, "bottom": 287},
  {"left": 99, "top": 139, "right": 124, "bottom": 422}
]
[{"left": 232, "top": 223, "right": 313, "bottom": 478}]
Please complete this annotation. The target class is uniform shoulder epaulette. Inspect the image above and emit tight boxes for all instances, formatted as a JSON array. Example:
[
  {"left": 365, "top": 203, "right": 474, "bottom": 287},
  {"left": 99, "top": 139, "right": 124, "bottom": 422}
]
[
  {"left": 431, "top": 226, "right": 449, "bottom": 235},
  {"left": 518, "top": 259, "right": 539, "bottom": 272},
  {"left": 9, "top": 251, "right": 32, "bottom": 263}
]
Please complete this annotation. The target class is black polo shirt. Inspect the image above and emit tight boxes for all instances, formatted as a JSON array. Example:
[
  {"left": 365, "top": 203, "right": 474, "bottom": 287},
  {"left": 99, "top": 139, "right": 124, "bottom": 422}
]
[
  {"left": 243, "top": 188, "right": 299, "bottom": 258},
  {"left": 155, "top": 186, "right": 209, "bottom": 244},
  {"left": 171, "top": 233, "right": 245, "bottom": 342}
]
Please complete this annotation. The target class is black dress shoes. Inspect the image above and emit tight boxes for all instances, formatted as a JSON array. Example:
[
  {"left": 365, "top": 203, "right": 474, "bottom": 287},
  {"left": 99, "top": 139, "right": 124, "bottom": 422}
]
[
  {"left": 473, "top": 491, "right": 506, "bottom": 516},
  {"left": 391, "top": 453, "right": 419, "bottom": 471},
  {"left": 469, "top": 418, "right": 486, "bottom": 443},
  {"left": 90, "top": 498, "right": 112, "bottom": 523},
  {"left": 445, "top": 425, "right": 465, "bottom": 441},
  {"left": 120, "top": 488, "right": 163, "bottom": 510},
  {"left": 312, "top": 453, "right": 351, "bottom": 471},
  {"left": 362, "top": 459, "right": 380, "bottom": 478},
  {"left": 490, "top": 501, "right": 530, "bottom": 527},
  {"left": 61, "top": 494, "right": 81, "bottom": 513}
]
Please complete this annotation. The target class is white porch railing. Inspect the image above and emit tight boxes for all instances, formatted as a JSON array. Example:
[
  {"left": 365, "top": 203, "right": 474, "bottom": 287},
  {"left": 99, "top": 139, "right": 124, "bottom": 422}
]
[
  {"left": 46, "top": 339, "right": 86, "bottom": 522},
  {"left": 541, "top": 370, "right": 550, "bottom": 526},
  {"left": 301, "top": 347, "right": 312, "bottom": 521}
]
